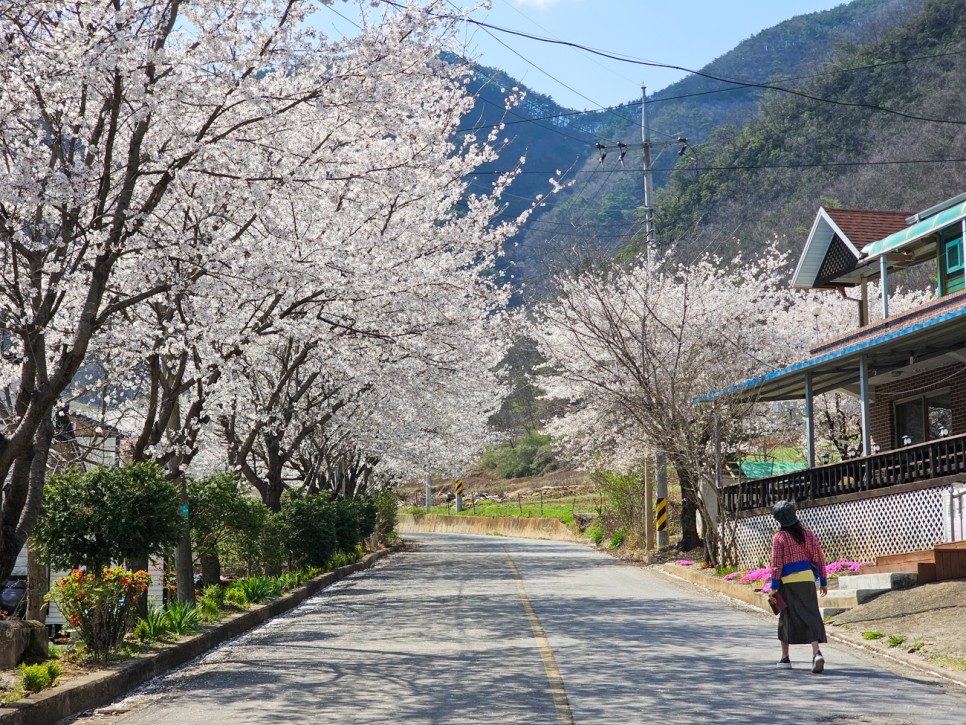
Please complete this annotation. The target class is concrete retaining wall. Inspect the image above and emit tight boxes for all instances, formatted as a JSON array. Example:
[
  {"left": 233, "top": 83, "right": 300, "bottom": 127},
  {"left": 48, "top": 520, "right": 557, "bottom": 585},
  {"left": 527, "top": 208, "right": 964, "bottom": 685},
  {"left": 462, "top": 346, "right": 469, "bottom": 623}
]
[
  {"left": 397, "top": 514, "right": 579, "bottom": 542},
  {"left": 0, "top": 549, "right": 393, "bottom": 725}
]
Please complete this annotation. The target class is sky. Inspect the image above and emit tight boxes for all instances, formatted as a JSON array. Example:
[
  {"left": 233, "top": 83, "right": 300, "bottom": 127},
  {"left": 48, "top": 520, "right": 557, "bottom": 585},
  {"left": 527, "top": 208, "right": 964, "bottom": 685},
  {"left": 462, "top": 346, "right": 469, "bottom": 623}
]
[{"left": 316, "top": 0, "right": 851, "bottom": 111}]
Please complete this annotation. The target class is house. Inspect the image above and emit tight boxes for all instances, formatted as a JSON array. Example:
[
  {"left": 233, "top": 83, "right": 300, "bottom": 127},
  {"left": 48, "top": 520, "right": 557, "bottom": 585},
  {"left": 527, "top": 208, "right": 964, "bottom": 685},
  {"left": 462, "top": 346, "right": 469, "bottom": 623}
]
[{"left": 704, "top": 193, "right": 966, "bottom": 572}]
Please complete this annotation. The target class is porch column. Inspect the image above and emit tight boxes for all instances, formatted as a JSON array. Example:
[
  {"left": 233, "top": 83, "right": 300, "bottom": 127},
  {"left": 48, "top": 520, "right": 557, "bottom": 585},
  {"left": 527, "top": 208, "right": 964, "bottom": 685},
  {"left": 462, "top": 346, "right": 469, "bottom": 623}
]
[
  {"left": 804, "top": 372, "right": 815, "bottom": 468},
  {"left": 860, "top": 354, "right": 872, "bottom": 456},
  {"left": 880, "top": 255, "right": 889, "bottom": 319}
]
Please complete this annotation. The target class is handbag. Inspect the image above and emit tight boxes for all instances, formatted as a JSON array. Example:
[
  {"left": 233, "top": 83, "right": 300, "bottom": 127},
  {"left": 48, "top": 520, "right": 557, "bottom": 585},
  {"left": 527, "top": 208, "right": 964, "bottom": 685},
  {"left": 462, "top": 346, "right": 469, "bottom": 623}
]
[{"left": 768, "top": 591, "right": 787, "bottom": 615}]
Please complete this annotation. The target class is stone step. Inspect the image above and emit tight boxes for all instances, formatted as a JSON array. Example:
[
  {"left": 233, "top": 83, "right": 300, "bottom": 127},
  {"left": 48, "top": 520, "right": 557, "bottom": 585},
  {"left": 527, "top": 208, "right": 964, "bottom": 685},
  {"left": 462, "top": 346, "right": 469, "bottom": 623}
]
[
  {"left": 821, "top": 590, "right": 859, "bottom": 618},
  {"left": 835, "top": 572, "right": 918, "bottom": 591}
]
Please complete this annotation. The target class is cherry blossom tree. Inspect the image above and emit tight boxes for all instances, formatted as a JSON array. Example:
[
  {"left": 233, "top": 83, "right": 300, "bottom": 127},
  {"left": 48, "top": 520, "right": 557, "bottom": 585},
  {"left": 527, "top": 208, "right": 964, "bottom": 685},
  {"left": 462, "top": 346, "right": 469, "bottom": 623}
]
[
  {"left": 0, "top": 0, "right": 532, "bottom": 583},
  {"left": 529, "top": 244, "right": 799, "bottom": 552}
]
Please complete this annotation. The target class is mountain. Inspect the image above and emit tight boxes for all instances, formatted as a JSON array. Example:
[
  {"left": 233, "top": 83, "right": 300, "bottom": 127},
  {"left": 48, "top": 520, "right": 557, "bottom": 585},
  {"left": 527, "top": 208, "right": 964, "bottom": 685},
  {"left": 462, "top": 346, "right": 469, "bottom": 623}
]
[
  {"left": 457, "top": 0, "right": 934, "bottom": 296},
  {"left": 652, "top": 0, "right": 966, "bottom": 262}
]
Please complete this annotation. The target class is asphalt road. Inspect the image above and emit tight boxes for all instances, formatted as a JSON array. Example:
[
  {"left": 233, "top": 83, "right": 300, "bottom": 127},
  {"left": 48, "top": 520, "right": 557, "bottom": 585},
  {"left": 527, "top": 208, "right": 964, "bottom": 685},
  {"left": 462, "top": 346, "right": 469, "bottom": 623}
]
[{"left": 78, "top": 534, "right": 966, "bottom": 724}]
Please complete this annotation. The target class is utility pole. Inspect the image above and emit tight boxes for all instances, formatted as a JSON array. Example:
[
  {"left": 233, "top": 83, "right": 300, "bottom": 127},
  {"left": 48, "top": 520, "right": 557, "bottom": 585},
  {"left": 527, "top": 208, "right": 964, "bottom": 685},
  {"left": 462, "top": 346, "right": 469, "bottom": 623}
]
[
  {"left": 641, "top": 84, "right": 655, "bottom": 245},
  {"left": 425, "top": 470, "right": 432, "bottom": 512}
]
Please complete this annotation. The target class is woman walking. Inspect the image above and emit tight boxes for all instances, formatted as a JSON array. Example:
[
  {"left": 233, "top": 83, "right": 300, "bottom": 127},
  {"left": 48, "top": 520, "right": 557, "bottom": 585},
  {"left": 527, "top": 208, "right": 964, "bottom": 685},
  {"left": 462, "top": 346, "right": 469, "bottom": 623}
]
[{"left": 768, "top": 500, "right": 828, "bottom": 673}]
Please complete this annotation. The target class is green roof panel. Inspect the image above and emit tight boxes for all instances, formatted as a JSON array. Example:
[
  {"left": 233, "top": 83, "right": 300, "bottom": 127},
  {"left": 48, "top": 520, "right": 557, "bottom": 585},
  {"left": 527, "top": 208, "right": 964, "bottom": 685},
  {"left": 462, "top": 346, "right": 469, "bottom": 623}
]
[{"left": 862, "top": 200, "right": 966, "bottom": 259}]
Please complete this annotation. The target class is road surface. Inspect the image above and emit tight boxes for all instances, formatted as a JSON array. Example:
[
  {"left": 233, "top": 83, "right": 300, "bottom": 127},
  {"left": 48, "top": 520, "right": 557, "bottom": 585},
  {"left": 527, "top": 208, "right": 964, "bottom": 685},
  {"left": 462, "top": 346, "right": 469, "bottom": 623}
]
[{"left": 75, "top": 533, "right": 966, "bottom": 724}]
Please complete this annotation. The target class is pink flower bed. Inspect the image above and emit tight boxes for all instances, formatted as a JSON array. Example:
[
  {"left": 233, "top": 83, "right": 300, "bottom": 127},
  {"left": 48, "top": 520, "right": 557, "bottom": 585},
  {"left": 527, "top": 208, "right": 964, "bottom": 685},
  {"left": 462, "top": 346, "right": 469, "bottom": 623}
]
[
  {"left": 826, "top": 561, "right": 870, "bottom": 575},
  {"left": 675, "top": 560, "right": 694, "bottom": 566}
]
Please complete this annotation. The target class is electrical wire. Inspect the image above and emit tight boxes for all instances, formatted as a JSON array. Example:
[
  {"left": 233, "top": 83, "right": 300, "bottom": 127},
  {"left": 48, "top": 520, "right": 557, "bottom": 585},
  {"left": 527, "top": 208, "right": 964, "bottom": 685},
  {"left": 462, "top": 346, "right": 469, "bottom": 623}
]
[
  {"left": 467, "top": 156, "right": 966, "bottom": 175},
  {"left": 378, "top": 0, "right": 966, "bottom": 127}
]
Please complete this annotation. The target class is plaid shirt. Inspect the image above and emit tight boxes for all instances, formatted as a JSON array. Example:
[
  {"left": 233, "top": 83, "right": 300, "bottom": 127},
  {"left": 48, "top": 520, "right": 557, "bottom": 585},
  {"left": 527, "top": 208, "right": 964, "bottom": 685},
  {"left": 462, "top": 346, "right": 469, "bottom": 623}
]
[{"left": 770, "top": 527, "right": 827, "bottom": 590}]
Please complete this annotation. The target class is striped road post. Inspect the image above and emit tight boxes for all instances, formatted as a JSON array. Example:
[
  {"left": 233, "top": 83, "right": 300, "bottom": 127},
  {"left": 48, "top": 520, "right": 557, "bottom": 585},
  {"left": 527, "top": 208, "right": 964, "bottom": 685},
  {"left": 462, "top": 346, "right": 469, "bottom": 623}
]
[{"left": 455, "top": 479, "right": 463, "bottom": 513}]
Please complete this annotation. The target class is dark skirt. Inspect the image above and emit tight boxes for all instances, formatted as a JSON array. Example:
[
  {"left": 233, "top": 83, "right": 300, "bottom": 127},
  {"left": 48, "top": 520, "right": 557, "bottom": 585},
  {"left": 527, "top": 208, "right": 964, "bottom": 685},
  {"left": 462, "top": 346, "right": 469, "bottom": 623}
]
[{"left": 777, "top": 581, "right": 827, "bottom": 644}]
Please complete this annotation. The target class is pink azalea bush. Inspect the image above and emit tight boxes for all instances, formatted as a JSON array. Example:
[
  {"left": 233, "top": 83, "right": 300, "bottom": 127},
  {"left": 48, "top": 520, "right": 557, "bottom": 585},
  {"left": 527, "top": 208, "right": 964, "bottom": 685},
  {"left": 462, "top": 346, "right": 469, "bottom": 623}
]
[
  {"left": 737, "top": 567, "right": 772, "bottom": 584},
  {"left": 826, "top": 561, "right": 870, "bottom": 575},
  {"left": 675, "top": 560, "right": 694, "bottom": 566}
]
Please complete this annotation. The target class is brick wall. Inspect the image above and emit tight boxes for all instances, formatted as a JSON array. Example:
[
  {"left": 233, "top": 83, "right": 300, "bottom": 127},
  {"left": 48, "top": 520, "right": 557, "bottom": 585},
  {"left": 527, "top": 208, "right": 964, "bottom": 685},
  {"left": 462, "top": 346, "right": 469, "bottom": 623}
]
[{"left": 869, "top": 363, "right": 966, "bottom": 450}]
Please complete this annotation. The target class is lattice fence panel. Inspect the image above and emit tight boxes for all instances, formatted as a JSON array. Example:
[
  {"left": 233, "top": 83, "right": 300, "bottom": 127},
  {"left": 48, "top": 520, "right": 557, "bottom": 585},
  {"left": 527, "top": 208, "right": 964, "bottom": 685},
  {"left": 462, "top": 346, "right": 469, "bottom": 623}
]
[{"left": 724, "top": 485, "right": 951, "bottom": 568}]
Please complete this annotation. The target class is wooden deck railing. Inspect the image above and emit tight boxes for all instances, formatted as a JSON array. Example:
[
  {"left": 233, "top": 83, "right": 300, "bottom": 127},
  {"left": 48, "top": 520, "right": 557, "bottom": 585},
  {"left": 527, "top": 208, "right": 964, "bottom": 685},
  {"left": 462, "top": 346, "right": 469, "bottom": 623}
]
[{"left": 722, "top": 433, "right": 966, "bottom": 513}]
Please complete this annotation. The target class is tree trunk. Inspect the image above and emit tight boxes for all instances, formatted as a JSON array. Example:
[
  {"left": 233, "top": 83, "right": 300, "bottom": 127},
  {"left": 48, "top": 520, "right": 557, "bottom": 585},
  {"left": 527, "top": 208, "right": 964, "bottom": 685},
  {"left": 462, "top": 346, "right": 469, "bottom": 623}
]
[
  {"left": 200, "top": 551, "right": 221, "bottom": 589},
  {"left": 678, "top": 495, "right": 702, "bottom": 551},
  {"left": 26, "top": 545, "right": 48, "bottom": 623}
]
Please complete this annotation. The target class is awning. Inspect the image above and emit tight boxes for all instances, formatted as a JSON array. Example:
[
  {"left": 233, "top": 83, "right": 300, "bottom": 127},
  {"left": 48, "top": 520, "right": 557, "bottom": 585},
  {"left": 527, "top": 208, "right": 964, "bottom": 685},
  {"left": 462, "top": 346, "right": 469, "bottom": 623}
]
[
  {"left": 698, "top": 302, "right": 966, "bottom": 402},
  {"left": 862, "top": 199, "right": 966, "bottom": 259}
]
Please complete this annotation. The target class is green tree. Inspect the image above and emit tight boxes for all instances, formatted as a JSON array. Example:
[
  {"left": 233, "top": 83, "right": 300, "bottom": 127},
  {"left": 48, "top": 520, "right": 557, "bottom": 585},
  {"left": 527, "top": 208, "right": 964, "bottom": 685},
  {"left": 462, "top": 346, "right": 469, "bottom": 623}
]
[
  {"left": 277, "top": 491, "right": 337, "bottom": 570},
  {"left": 188, "top": 472, "right": 270, "bottom": 586},
  {"left": 34, "top": 462, "right": 182, "bottom": 571}
]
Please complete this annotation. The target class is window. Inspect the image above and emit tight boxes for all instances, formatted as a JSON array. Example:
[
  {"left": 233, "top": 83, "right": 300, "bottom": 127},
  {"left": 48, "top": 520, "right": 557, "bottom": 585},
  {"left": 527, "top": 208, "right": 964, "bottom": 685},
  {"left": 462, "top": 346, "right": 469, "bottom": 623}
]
[
  {"left": 940, "top": 235, "right": 965, "bottom": 295},
  {"left": 947, "top": 237, "right": 964, "bottom": 274},
  {"left": 895, "top": 391, "right": 952, "bottom": 445}
]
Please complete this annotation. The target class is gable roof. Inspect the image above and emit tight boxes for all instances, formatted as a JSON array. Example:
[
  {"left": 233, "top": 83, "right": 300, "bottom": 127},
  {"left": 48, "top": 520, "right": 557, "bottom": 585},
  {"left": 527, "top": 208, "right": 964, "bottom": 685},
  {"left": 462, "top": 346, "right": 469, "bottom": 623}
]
[{"left": 791, "top": 208, "right": 910, "bottom": 289}]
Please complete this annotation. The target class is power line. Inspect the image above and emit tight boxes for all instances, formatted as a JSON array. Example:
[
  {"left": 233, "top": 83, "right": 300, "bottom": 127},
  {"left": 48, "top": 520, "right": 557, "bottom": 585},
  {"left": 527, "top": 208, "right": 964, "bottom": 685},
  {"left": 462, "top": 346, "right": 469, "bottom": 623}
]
[
  {"left": 468, "top": 156, "right": 966, "bottom": 176},
  {"left": 454, "top": 45, "right": 966, "bottom": 137},
  {"left": 379, "top": 0, "right": 966, "bottom": 127}
]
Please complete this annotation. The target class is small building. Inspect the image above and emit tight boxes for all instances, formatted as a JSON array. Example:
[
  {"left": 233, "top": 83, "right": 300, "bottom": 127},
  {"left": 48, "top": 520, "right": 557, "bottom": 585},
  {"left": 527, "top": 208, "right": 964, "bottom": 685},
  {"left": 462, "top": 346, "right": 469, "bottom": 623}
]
[{"left": 705, "top": 194, "right": 966, "bottom": 569}]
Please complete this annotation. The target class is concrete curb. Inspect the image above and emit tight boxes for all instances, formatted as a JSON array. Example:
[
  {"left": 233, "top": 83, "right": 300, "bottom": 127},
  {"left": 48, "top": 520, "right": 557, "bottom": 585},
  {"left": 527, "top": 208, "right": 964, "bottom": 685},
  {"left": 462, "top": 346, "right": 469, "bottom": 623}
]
[
  {"left": 656, "top": 564, "right": 966, "bottom": 689},
  {"left": 397, "top": 513, "right": 580, "bottom": 542},
  {"left": 0, "top": 547, "right": 397, "bottom": 725}
]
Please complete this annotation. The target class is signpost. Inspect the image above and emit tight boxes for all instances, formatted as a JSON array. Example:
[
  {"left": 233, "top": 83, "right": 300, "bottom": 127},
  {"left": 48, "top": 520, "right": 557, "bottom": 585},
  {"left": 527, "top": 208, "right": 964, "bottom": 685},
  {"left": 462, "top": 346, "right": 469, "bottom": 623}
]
[{"left": 455, "top": 479, "right": 463, "bottom": 513}]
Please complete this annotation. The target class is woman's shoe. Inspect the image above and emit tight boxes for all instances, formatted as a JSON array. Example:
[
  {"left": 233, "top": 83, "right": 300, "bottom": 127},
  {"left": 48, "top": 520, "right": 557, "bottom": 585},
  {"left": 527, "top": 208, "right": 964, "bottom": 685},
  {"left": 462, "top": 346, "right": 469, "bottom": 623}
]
[{"left": 811, "top": 652, "right": 825, "bottom": 673}]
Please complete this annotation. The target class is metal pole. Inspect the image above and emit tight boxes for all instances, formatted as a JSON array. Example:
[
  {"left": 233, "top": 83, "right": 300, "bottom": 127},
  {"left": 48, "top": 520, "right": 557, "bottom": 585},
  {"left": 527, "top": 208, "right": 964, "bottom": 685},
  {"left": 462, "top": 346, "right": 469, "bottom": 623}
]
[
  {"left": 805, "top": 372, "right": 815, "bottom": 468},
  {"left": 641, "top": 84, "right": 655, "bottom": 245},
  {"left": 644, "top": 457, "right": 655, "bottom": 551},
  {"left": 860, "top": 355, "right": 872, "bottom": 457},
  {"left": 425, "top": 471, "right": 431, "bottom": 512},
  {"left": 880, "top": 255, "right": 889, "bottom": 319},
  {"left": 656, "top": 450, "right": 669, "bottom": 547}
]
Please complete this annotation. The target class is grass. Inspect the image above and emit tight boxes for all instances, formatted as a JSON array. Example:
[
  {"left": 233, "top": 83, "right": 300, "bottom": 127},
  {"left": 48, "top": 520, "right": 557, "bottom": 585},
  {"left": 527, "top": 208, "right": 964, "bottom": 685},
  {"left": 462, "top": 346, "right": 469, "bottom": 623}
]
[
  {"left": 930, "top": 654, "right": 966, "bottom": 671},
  {"left": 862, "top": 631, "right": 885, "bottom": 640},
  {"left": 887, "top": 635, "right": 906, "bottom": 648},
  {"left": 427, "top": 495, "right": 600, "bottom": 528}
]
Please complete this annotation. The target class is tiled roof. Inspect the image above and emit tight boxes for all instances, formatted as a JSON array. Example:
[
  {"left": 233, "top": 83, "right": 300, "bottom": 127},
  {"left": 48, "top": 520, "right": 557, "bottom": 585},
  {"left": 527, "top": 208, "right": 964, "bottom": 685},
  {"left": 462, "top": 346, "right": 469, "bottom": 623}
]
[{"left": 824, "top": 208, "right": 911, "bottom": 247}]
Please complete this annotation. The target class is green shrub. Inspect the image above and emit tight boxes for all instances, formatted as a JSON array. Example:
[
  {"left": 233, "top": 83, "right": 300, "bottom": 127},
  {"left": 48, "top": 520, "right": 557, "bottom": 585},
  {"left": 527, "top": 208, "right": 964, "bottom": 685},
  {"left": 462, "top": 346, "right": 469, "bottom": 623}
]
[
  {"left": 18, "top": 663, "right": 52, "bottom": 693},
  {"left": 35, "top": 462, "right": 182, "bottom": 572},
  {"left": 277, "top": 572, "right": 304, "bottom": 591},
  {"left": 609, "top": 529, "right": 627, "bottom": 549},
  {"left": 201, "top": 585, "right": 225, "bottom": 608},
  {"left": 329, "top": 545, "right": 363, "bottom": 569},
  {"left": 888, "top": 635, "right": 906, "bottom": 648},
  {"left": 862, "top": 631, "right": 885, "bottom": 640},
  {"left": 229, "top": 576, "right": 282, "bottom": 605},
  {"left": 374, "top": 489, "right": 399, "bottom": 543},
  {"left": 588, "top": 526, "right": 605, "bottom": 545},
  {"left": 134, "top": 606, "right": 169, "bottom": 642},
  {"left": 164, "top": 601, "right": 201, "bottom": 635},
  {"left": 277, "top": 491, "right": 337, "bottom": 570},
  {"left": 224, "top": 586, "right": 249, "bottom": 608},
  {"left": 480, "top": 429, "right": 559, "bottom": 479},
  {"left": 45, "top": 661, "right": 61, "bottom": 684}
]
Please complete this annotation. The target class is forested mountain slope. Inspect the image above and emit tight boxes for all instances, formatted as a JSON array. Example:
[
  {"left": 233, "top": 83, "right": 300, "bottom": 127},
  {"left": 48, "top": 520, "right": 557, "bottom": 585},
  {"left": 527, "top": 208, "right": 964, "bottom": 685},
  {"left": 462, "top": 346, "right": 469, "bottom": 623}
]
[
  {"left": 650, "top": 0, "right": 966, "bottom": 261},
  {"left": 458, "top": 0, "right": 931, "bottom": 294}
]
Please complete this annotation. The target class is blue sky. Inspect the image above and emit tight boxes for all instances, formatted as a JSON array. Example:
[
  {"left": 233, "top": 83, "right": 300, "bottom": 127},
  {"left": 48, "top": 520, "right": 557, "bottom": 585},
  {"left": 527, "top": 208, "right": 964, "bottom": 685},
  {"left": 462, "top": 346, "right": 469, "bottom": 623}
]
[{"left": 317, "top": 0, "right": 850, "bottom": 110}]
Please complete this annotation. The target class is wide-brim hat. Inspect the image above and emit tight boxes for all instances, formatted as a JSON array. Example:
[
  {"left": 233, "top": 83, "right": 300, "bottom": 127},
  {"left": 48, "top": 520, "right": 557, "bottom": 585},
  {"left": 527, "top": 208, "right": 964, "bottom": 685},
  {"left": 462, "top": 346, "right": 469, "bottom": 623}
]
[{"left": 772, "top": 500, "right": 799, "bottom": 527}]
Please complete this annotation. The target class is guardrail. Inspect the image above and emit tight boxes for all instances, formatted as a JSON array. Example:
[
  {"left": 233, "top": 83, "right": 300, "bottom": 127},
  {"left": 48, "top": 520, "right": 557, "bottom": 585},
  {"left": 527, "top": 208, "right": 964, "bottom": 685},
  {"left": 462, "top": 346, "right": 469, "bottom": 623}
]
[{"left": 722, "top": 433, "right": 966, "bottom": 513}]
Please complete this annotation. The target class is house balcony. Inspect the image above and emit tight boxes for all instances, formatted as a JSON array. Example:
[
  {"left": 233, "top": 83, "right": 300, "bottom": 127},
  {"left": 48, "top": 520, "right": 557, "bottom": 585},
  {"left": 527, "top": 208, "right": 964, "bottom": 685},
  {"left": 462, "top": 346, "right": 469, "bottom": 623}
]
[{"left": 722, "top": 432, "right": 966, "bottom": 514}]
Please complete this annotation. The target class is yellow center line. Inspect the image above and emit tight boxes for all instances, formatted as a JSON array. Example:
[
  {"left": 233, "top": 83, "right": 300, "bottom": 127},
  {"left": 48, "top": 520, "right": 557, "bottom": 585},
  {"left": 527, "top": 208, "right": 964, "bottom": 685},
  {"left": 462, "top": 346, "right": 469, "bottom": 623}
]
[{"left": 503, "top": 546, "right": 575, "bottom": 725}]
